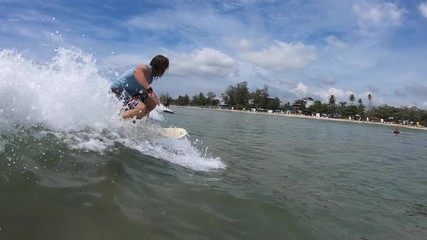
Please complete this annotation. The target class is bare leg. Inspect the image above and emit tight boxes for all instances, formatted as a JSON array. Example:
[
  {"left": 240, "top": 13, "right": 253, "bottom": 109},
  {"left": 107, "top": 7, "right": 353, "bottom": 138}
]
[
  {"left": 144, "top": 96, "right": 157, "bottom": 114},
  {"left": 122, "top": 102, "right": 147, "bottom": 119},
  {"left": 121, "top": 95, "right": 157, "bottom": 119}
]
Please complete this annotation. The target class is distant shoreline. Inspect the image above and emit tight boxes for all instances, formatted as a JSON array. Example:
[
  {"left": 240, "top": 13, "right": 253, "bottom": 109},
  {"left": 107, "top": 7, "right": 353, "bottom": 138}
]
[{"left": 174, "top": 106, "right": 427, "bottom": 132}]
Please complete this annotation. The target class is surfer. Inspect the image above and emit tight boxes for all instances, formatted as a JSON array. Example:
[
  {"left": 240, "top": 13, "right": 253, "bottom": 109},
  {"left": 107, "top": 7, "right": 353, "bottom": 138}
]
[
  {"left": 164, "top": 101, "right": 170, "bottom": 109},
  {"left": 110, "top": 55, "right": 169, "bottom": 119},
  {"left": 163, "top": 100, "right": 174, "bottom": 114}
]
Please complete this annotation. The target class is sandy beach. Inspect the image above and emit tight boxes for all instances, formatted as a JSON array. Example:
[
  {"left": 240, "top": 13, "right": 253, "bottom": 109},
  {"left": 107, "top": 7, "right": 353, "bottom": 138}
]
[{"left": 178, "top": 106, "right": 427, "bottom": 132}]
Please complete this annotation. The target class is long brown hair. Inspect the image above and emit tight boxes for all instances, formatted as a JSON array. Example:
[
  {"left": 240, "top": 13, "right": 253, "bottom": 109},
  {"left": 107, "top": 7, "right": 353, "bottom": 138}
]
[{"left": 150, "top": 55, "right": 169, "bottom": 78}]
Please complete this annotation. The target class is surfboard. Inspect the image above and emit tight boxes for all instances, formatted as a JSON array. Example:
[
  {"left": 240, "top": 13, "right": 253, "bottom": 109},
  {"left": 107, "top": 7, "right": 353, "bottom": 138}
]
[
  {"left": 163, "top": 109, "right": 175, "bottom": 114},
  {"left": 161, "top": 127, "right": 187, "bottom": 139}
]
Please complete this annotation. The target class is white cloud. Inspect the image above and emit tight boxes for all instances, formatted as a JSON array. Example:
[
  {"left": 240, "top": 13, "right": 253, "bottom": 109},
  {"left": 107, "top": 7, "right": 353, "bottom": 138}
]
[
  {"left": 101, "top": 48, "right": 237, "bottom": 79},
  {"left": 353, "top": 2, "right": 405, "bottom": 27},
  {"left": 325, "top": 35, "right": 347, "bottom": 48},
  {"left": 291, "top": 83, "right": 308, "bottom": 97},
  {"left": 170, "top": 48, "right": 237, "bottom": 78},
  {"left": 314, "top": 87, "right": 353, "bottom": 103},
  {"left": 358, "top": 91, "right": 375, "bottom": 104},
  {"left": 419, "top": 2, "right": 427, "bottom": 19},
  {"left": 2, "top": 1, "right": 427, "bottom": 108},
  {"left": 354, "top": 4, "right": 382, "bottom": 25},
  {"left": 100, "top": 54, "right": 148, "bottom": 71},
  {"left": 240, "top": 41, "right": 317, "bottom": 70},
  {"left": 223, "top": 37, "right": 253, "bottom": 51}
]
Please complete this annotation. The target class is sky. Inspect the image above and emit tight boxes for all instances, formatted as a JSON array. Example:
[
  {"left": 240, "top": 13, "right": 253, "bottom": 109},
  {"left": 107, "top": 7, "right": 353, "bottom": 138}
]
[{"left": 1, "top": 0, "right": 427, "bottom": 109}]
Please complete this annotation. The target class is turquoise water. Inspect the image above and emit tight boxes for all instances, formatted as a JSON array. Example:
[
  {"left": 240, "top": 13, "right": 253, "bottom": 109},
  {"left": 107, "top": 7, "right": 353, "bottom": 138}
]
[{"left": 1, "top": 106, "right": 426, "bottom": 240}]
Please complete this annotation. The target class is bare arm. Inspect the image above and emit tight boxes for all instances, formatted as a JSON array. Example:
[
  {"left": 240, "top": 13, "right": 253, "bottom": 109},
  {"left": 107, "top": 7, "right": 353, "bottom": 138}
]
[
  {"left": 133, "top": 65, "right": 151, "bottom": 90},
  {"left": 134, "top": 65, "right": 159, "bottom": 105}
]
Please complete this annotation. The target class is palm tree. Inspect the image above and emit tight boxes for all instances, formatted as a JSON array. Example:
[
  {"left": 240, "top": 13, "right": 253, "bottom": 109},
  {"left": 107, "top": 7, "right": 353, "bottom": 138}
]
[
  {"left": 349, "top": 94, "right": 355, "bottom": 105},
  {"left": 367, "top": 93, "right": 373, "bottom": 111},
  {"left": 357, "top": 98, "right": 365, "bottom": 118},
  {"left": 329, "top": 95, "right": 337, "bottom": 117},
  {"left": 329, "top": 95, "right": 336, "bottom": 105}
]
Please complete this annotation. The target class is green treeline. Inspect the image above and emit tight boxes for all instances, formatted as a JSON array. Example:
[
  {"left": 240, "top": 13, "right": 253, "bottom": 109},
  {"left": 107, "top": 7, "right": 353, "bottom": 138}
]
[
  {"left": 160, "top": 81, "right": 427, "bottom": 126},
  {"left": 161, "top": 81, "right": 281, "bottom": 110}
]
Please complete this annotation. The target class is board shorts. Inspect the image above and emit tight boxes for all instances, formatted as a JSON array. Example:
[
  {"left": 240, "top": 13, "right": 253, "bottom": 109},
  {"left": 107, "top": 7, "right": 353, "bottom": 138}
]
[{"left": 111, "top": 88, "right": 149, "bottom": 110}]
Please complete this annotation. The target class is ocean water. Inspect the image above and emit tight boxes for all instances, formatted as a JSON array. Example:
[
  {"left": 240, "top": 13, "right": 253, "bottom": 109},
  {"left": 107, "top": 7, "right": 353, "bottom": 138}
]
[{"left": 1, "top": 49, "right": 427, "bottom": 240}]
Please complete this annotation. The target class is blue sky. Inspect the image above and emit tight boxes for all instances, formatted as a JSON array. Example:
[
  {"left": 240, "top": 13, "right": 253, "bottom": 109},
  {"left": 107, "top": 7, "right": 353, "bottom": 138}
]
[{"left": 1, "top": 0, "right": 427, "bottom": 108}]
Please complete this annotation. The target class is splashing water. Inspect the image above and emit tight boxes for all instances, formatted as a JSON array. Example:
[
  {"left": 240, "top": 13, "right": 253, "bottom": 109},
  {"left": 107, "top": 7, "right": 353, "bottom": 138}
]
[
  {"left": 0, "top": 48, "right": 225, "bottom": 173},
  {"left": 0, "top": 48, "right": 120, "bottom": 131}
]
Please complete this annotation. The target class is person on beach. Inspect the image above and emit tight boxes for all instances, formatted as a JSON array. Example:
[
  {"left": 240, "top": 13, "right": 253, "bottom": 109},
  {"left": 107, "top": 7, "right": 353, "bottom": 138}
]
[{"left": 110, "top": 55, "right": 169, "bottom": 119}]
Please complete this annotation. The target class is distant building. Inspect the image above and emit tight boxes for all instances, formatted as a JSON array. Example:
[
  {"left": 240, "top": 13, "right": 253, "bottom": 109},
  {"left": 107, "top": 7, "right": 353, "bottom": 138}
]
[
  {"left": 293, "top": 97, "right": 315, "bottom": 109},
  {"left": 219, "top": 102, "right": 228, "bottom": 108}
]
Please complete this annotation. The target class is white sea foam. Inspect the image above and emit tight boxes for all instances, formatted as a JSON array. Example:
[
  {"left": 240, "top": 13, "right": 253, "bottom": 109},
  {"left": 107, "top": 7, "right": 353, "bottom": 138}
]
[
  {"left": 0, "top": 48, "right": 224, "bottom": 172},
  {"left": 0, "top": 48, "right": 121, "bottom": 131}
]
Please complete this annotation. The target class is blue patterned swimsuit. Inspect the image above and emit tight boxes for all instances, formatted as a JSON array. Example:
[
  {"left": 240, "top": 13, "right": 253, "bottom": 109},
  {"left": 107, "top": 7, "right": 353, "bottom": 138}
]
[{"left": 110, "top": 65, "right": 153, "bottom": 109}]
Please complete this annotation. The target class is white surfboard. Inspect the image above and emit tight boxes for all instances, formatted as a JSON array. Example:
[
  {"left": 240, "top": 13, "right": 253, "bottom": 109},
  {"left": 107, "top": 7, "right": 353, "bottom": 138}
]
[
  {"left": 161, "top": 127, "right": 187, "bottom": 139},
  {"left": 163, "top": 109, "right": 175, "bottom": 114}
]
